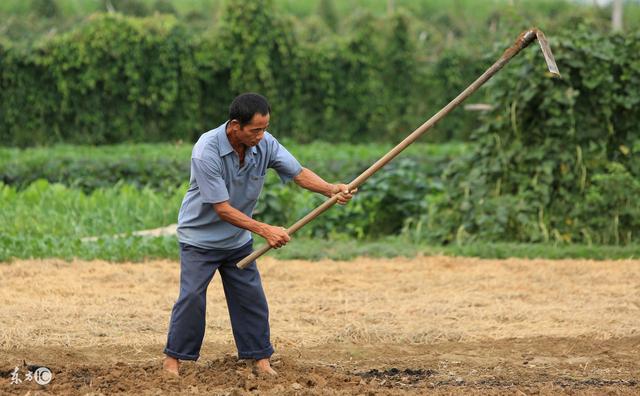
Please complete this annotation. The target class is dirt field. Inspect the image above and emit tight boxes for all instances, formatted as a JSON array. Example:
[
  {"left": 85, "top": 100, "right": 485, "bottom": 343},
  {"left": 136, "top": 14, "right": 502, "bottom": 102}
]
[{"left": 1, "top": 255, "right": 639, "bottom": 395}]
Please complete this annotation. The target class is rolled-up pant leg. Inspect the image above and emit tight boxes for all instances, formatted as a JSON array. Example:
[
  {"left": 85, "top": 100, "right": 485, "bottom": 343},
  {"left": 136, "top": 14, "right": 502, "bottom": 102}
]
[
  {"left": 164, "top": 243, "right": 219, "bottom": 360},
  {"left": 219, "top": 241, "right": 274, "bottom": 360}
]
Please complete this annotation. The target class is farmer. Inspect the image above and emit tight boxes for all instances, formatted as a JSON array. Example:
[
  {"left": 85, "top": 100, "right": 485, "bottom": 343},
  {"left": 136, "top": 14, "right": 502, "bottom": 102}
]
[{"left": 163, "top": 93, "right": 356, "bottom": 376}]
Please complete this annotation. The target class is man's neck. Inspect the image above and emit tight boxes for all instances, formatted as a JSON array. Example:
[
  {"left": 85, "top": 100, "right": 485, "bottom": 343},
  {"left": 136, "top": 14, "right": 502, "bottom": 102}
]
[{"left": 226, "top": 124, "right": 246, "bottom": 155}]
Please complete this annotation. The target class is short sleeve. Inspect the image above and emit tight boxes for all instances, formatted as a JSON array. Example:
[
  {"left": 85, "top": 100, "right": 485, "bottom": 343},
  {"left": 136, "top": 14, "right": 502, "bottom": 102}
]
[
  {"left": 267, "top": 139, "right": 303, "bottom": 184},
  {"left": 192, "top": 157, "right": 229, "bottom": 204}
]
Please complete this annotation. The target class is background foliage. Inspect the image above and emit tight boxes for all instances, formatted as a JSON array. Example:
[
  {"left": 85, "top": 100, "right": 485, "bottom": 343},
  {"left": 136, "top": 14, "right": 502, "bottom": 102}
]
[
  {"left": 420, "top": 28, "right": 640, "bottom": 245},
  {"left": 1, "top": 5, "right": 439, "bottom": 145},
  {"left": 0, "top": 142, "right": 463, "bottom": 240},
  {"left": 3, "top": 0, "right": 638, "bottom": 146}
]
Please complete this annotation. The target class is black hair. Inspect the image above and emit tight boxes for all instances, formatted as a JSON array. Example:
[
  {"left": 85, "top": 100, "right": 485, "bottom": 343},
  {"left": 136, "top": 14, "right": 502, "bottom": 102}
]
[{"left": 228, "top": 93, "right": 271, "bottom": 126}]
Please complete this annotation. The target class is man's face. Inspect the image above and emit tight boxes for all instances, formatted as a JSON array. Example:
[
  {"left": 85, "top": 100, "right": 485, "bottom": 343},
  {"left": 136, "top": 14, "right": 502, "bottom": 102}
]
[{"left": 231, "top": 113, "right": 270, "bottom": 147}]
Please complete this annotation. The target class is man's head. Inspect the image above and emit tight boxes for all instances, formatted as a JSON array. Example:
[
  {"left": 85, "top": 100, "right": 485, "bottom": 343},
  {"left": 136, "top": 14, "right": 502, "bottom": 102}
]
[{"left": 227, "top": 93, "right": 271, "bottom": 147}]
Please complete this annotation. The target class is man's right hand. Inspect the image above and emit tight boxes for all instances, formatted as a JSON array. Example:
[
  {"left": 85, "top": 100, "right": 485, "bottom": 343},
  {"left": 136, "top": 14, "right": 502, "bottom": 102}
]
[{"left": 260, "top": 224, "right": 291, "bottom": 249}]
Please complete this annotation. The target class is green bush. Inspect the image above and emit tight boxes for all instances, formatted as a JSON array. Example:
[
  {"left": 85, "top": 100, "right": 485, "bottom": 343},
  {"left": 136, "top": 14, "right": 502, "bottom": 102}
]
[
  {"left": 0, "top": 4, "right": 487, "bottom": 147},
  {"left": 418, "top": 28, "right": 640, "bottom": 245},
  {"left": 1, "top": 13, "right": 204, "bottom": 146}
]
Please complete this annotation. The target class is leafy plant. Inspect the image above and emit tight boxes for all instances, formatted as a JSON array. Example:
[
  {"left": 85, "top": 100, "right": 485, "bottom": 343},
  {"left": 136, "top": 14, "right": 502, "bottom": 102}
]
[{"left": 416, "top": 28, "right": 640, "bottom": 245}]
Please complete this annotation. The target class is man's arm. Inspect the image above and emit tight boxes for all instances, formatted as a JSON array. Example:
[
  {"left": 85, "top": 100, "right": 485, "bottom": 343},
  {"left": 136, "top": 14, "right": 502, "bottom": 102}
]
[
  {"left": 213, "top": 201, "right": 290, "bottom": 248},
  {"left": 293, "top": 167, "right": 356, "bottom": 205}
]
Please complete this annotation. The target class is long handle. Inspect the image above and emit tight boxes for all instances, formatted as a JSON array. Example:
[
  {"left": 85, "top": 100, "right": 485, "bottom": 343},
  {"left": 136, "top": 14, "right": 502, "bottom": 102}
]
[
  {"left": 240, "top": 194, "right": 342, "bottom": 268},
  {"left": 238, "top": 29, "right": 552, "bottom": 269}
]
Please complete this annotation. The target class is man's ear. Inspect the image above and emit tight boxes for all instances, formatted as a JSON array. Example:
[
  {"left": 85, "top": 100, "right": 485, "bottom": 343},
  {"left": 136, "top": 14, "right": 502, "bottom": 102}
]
[{"left": 229, "top": 119, "right": 241, "bottom": 131}]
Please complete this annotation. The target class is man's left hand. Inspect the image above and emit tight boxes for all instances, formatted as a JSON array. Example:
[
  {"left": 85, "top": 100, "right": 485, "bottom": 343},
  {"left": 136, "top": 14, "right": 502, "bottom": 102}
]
[{"left": 330, "top": 183, "right": 357, "bottom": 205}]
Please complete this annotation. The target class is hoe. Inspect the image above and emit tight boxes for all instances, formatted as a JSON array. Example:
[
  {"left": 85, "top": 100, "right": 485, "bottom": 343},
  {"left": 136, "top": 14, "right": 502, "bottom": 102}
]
[{"left": 238, "top": 28, "right": 560, "bottom": 269}]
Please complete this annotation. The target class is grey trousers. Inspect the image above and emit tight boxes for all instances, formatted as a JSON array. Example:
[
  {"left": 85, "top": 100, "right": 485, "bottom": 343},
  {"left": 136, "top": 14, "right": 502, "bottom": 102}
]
[{"left": 164, "top": 239, "right": 273, "bottom": 360}]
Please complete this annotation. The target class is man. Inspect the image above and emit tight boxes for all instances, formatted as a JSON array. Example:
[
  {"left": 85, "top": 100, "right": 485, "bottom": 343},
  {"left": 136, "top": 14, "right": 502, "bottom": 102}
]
[{"left": 163, "top": 93, "right": 355, "bottom": 376}]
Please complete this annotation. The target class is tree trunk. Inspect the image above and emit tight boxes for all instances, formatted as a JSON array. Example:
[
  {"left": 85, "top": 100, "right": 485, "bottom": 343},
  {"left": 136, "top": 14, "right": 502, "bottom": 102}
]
[{"left": 612, "top": 0, "right": 623, "bottom": 32}]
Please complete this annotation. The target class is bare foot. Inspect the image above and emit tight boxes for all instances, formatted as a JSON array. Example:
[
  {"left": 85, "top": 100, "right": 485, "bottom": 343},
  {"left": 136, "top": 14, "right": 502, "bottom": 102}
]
[
  {"left": 254, "top": 358, "right": 278, "bottom": 377},
  {"left": 163, "top": 355, "right": 180, "bottom": 376}
]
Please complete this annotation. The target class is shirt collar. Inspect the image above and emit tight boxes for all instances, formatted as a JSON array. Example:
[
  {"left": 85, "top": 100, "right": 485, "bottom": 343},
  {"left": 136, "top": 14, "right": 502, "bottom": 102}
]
[
  {"left": 218, "top": 122, "right": 234, "bottom": 157},
  {"left": 218, "top": 121, "right": 258, "bottom": 156}
]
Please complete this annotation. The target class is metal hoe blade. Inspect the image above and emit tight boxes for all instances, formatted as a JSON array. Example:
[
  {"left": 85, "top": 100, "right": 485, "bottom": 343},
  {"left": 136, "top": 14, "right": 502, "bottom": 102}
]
[{"left": 535, "top": 30, "right": 560, "bottom": 76}]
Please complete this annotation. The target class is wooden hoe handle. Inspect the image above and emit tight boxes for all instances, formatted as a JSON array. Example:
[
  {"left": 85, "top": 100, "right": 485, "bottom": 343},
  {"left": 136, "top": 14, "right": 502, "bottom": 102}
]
[{"left": 237, "top": 28, "right": 559, "bottom": 269}]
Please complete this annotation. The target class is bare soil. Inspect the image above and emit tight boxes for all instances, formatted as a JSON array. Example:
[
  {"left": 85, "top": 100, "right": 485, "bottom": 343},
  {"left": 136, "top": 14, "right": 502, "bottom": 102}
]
[{"left": 1, "top": 256, "right": 639, "bottom": 395}]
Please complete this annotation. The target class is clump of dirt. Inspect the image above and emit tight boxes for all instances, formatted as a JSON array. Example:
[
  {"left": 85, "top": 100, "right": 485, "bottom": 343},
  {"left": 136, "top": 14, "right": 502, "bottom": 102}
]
[{"left": 356, "top": 367, "right": 437, "bottom": 386}]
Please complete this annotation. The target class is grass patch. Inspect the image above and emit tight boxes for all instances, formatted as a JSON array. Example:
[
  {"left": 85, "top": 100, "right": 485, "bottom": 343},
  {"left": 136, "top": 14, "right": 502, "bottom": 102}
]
[
  {"left": 3, "top": 235, "right": 638, "bottom": 263},
  {"left": 267, "top": 237, "right": 640, "bottom": 261}
]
